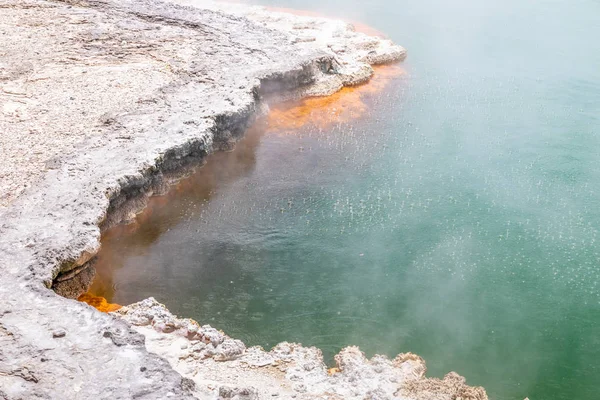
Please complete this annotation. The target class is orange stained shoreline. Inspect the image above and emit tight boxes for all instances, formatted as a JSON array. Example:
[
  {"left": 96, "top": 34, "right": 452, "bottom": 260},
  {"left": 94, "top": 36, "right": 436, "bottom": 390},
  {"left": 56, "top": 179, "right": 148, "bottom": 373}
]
[
  {"left": 258, "top": 3, "right": 404, "bottom": 131},
  {"left": 78, "top": 5, "right": 405, "bottom": 313},
  {"left": 265, "top": 64, "right": 405, "bottom": 132},
  {"left": 78, "top": 292, "right": 122, "bottom": 312}
]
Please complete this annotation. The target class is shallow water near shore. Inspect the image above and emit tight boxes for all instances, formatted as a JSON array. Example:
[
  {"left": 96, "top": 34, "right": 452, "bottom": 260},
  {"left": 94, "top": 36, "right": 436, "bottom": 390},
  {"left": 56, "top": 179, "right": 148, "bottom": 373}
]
[{"left": 90, "top": 0, "right": 600, "bottom": 399}]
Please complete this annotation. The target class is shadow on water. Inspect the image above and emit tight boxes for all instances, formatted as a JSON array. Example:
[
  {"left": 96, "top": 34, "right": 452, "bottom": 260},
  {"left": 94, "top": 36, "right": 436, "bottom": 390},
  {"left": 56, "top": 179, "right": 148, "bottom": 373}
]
[{"left": 88, "top": 119, "right": 266, "bottom": 301}]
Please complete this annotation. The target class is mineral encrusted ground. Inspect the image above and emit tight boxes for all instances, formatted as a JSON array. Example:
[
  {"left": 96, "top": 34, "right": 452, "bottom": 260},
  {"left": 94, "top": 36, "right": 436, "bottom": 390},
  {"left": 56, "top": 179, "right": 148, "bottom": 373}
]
[{"left": 0, "top": 0, "right": 487, "bottom": 398}]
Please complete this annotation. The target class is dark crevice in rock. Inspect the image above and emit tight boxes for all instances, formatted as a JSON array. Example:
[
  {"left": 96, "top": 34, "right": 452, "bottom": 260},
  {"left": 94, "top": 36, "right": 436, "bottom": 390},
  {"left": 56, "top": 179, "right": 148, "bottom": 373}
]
[
  {"left": 258, "top": 61, "right": 319, "bottom": 96},
  {"left": 52, "top": 259, "right": 96, "bottom": 299}
]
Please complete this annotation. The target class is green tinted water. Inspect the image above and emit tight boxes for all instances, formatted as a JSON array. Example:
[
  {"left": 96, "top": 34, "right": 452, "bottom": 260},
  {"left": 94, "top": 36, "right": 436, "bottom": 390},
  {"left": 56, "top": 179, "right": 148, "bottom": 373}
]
[{"left": 93, "top": 1, "right": 600, "bottom": 398}]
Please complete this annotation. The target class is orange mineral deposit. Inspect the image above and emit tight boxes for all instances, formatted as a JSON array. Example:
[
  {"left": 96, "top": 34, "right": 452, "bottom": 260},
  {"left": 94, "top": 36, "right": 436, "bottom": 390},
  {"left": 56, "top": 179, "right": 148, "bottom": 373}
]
[
  {"left": 78, "top": 292, "right": 122, "bottom": 313},
  {"left": 266, "top": 64, "right": 405, "bottom": 133}
]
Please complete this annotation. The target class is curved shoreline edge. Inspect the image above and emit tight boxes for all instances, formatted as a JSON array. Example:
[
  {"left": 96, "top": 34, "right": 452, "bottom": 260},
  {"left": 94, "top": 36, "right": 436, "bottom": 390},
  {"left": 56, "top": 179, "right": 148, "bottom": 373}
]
[{"left": 0, "top": 0, "right": 488, "bottom": 398}]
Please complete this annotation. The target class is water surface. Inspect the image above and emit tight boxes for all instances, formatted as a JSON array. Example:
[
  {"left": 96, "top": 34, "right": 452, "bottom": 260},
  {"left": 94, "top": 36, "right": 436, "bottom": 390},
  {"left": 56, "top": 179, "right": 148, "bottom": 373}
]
[{"left": 91, "top": 1, "right": 600, "bottom": 399}]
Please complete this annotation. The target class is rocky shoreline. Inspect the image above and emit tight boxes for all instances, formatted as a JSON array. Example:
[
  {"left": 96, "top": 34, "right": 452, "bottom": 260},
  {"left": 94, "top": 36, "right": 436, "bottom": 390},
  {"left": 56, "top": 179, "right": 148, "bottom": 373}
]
[{"left": 0, "top": 0, "right": 488, "bottom": 398}]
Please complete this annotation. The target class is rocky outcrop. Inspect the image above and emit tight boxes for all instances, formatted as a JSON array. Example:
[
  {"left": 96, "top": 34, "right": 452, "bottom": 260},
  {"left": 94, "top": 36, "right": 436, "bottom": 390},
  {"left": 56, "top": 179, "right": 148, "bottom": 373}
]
[
  {"left": 116, "top": 298, "right": 486, "bottom": 399},
  {"left": 0, "top": 0, "right": 487, "bottom": 398}
]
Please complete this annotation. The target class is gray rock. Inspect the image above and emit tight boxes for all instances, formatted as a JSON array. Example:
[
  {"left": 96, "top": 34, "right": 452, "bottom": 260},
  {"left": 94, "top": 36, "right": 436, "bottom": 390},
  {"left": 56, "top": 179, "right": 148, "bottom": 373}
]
[
  {"left": 219, "top": 386, "right": 259, "bottom": 400},
  {"left": 52, "top": 329, "right": 66, "bottom": 338}
]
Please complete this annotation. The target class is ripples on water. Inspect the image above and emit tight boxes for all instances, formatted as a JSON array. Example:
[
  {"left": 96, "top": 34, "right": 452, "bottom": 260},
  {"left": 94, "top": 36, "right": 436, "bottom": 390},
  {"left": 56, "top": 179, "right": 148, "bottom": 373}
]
[{"left": 88, "top": 0, "right": 600, "bottom": 399}]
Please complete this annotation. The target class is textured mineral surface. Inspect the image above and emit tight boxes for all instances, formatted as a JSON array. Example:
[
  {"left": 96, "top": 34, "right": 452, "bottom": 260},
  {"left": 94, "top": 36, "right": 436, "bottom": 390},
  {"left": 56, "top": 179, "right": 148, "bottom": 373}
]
[
  {"left": 116, "top": 298, "right": 488, "bottom": 399},
  {"left": 0, "top": 0, "right": 488, "bottom": 398}
]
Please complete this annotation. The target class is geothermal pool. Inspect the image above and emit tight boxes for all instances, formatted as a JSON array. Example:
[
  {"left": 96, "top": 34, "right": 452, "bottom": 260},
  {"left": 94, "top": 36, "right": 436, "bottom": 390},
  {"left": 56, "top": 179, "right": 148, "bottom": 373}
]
[{"left": 88, "top": 0, "right": 600, "bottom": 399}]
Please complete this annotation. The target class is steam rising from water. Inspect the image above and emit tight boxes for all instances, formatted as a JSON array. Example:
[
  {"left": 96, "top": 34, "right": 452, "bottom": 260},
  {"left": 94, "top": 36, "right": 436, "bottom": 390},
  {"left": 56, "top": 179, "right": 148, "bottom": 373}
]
[{"left": 84, "top": 1, "right": 600, "bottom": 399}]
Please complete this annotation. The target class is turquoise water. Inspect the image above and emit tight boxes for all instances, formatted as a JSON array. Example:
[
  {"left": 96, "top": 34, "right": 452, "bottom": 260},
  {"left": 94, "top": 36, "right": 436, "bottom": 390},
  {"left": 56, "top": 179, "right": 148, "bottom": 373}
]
[{"left": 93, "top": 1, "right": 600, "bottom": 398}]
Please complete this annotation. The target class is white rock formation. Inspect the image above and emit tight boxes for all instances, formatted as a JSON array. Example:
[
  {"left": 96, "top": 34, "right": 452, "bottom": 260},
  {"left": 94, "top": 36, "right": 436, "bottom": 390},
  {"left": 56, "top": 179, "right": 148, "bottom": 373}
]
[{"left": 117, "top": 298, "right": 487, "bottom": 399}]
